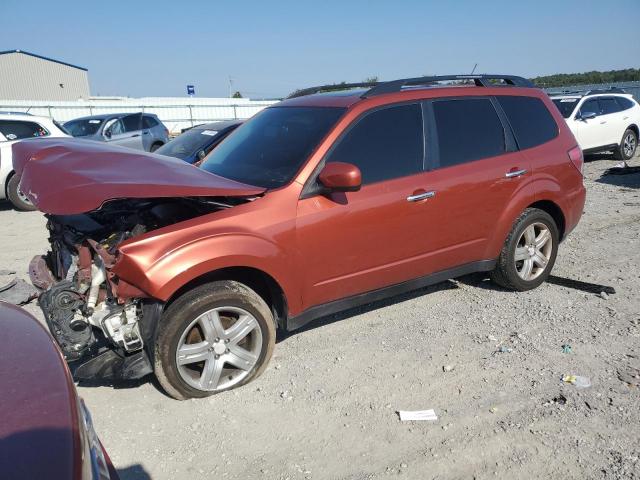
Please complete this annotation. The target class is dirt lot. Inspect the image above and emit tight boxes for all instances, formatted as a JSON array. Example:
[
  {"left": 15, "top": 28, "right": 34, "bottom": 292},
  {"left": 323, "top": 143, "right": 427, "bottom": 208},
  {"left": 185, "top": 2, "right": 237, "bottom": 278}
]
[{"left": 1, "top": 153, "right": 639, "bottom": 480}]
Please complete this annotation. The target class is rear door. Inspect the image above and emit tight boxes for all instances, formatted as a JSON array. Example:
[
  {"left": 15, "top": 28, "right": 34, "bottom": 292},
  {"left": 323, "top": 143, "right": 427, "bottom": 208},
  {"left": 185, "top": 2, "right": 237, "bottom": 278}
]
[
  {"left": 413, "top": 96, "right": 532, "bottom": 273},
  {"left": 598, "top": 97, "right": 625, "bottom": 145},
  {"left": 295, "top": 102, "right": 432, "bottom": 308}
]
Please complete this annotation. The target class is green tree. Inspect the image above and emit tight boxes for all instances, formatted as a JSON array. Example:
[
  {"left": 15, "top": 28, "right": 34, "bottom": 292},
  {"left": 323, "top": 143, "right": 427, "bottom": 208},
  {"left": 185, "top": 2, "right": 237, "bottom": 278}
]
[{"left": 232, "top": 91, "right": 243, "bottom": 98}]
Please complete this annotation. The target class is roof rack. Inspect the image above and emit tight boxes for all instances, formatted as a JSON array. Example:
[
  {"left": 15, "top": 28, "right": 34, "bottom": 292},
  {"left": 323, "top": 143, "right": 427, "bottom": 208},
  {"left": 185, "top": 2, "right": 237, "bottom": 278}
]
[
  {"left": 550, "top": 87, "right": 627, "bottom": 97},
  {"left": 287, "top": 82, "right": 379, "bottom": 99},
  {"left": 362, "top": 74, "right": 534, "bottom": 98},
  {"left": 287, "top": 75, "right": 534, "bottom": 99}
]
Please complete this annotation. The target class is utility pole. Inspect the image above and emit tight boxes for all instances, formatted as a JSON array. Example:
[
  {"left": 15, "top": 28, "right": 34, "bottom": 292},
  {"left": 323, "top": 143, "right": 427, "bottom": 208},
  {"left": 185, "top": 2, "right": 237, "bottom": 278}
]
[
  {"left": 470, "top": 63, "right": 478, "bottom": 74},
  {"left": 228, "top": 76, "right": 234, "bottom": 98}
]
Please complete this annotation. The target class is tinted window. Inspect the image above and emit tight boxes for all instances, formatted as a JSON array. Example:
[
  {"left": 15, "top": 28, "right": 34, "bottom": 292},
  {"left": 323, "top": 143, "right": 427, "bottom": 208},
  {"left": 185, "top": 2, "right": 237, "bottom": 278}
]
[
  {"left": 143, "top": 116, "right": 158, "bottom": 128},
  {"left": 122, "top": 114, "right": 142, "bottom": 132},
  {"left": 433, "top": 98, "right": 504, "bottom": 167},
  {"left": 327, "top": 103, "right": 423, "bottom": 184},
  {"left": 551, "top": 98, "right": 579, "bottom": 118},
  {"left": 106, "top": 119, "right": 125, "bottom": 136},
  {"left": 600, "top": 97, "right": 622, "bottom": 115},
  {"left": 0, "top": 120, "right": 49, "bottom": 141},
  {"left": 616, "top": 97, "right": 635, "bottom": 111},
  {"left": 498, "top": 96, "right": 558, "bottom": 150},
  {"left": 201, "top": 107, "right": 345, "bottom": 189},
  {"left": 64, "top": 118, "right": 103, "bottom": 137},
  {"left": 580, "top": 99, "right": 600, "bottom": 117}
]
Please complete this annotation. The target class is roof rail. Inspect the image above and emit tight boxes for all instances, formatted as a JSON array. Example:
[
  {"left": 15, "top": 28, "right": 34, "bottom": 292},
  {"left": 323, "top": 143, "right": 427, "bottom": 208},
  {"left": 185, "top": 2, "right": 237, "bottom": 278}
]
[
  {"left": 362, "top": 74, "right": 534, "bottom": 98},
  {"left": 287, "top": 82, "right": 379, "bottom": 99},
  {"left": 550, "top": 87, "right": 627, "bottom": 97}
]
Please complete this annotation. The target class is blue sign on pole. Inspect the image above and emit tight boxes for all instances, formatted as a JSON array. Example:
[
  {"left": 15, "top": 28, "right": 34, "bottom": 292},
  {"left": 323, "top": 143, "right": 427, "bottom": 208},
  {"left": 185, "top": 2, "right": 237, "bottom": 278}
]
[{"left": 187, "top": 85, "right": 195, "bottom": 96}]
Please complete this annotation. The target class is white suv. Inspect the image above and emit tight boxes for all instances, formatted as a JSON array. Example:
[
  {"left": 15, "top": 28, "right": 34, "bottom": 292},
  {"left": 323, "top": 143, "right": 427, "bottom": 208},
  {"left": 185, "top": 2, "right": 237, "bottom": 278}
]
[
  {"left": 0, "top": 113, "right": 69, "bottom": 210},
  {"left": 550, "top": 89, "right": 639, "bottom": 164}
]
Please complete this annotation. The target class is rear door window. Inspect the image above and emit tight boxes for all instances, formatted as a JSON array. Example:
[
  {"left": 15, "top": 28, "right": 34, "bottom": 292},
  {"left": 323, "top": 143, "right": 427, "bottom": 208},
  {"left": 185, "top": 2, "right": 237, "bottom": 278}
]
[
  {"left": 497, "top": 96, "right": 558, "bottom": 150},
  {"left": 143, "top": 116, "right": 158, "bottom": 129},
  {"left": 600, "top": 97, "right": 622, "bottom": 115},
  {"left": 0, "top": 120, "right": 49, "bottom": 140},
  {"left": 431, "top": 98, "right": 505, "bottom": 168},
  {"left": 122, "top": 114, "right": 142, "bottom": 132},
  {"left": 579, "top": 99, "right": 601, "bottom": 117},
  {"left": 327, "top": 103, "right": 423, "bottom": 184},
  {"left": 615, "top": 97, "right": 635, "bottom": 111}
]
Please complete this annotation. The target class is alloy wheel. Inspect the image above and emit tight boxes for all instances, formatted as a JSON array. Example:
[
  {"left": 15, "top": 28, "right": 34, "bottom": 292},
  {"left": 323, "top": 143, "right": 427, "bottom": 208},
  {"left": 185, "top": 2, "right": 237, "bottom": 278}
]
[
  {"left": 175, "top": 306, "right": 262, "bottom": 392},
  {"left": 514, "top": 222, "right": 553, "bottom": 281},
  {"left": 623, "top": 132, "right": 637, "bottom": 158}
]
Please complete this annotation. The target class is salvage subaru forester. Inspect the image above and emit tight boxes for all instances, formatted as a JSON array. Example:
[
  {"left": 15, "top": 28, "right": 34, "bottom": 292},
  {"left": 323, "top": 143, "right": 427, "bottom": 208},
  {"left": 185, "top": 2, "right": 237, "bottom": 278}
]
[{"left": 15, "top": 75, "right": 586, "bottom": 400}]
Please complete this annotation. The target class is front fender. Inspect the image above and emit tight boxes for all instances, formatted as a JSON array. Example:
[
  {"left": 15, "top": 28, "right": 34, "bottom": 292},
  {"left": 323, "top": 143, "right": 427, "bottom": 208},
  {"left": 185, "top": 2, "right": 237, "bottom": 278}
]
[{"left": 112, "top": 233, "right": 299, "bottom": 309}]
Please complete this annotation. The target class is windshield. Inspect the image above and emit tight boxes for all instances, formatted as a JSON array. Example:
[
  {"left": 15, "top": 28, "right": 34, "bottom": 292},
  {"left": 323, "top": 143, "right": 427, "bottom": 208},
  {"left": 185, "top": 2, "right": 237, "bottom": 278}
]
[
  {"left": 200, "top": 106, "right": 345, "bottom": 188},
  {"left": 551, "top": 98, "right": 579, "bottom": 118},
  {"left": 64, "top": 118, "right": 104, "bottom": 137},
  {"left": 156, "top": 128, "right": 222, "bottom": 160}
]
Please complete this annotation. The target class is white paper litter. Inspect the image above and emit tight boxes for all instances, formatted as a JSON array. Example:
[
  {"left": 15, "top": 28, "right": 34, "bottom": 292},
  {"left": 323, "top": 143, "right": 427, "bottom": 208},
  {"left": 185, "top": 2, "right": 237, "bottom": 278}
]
[{"left": 398, "top": 409, "right": 438, "bottom": 421}]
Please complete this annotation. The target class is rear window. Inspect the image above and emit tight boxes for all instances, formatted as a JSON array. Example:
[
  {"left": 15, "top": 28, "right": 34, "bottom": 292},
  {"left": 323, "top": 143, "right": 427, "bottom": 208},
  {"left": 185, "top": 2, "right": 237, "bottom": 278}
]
[
  {"left": 432, "top": 98, "right": 505, "bottom": 168},
  {"left": 0, "top": 120, "right": 49, "bottom": 140},
  {"left": 551, "top": 98, "right": 579, "bottom": 118},
  {"left": 498, "top": 96, "right": 559, "bottom": 150}
]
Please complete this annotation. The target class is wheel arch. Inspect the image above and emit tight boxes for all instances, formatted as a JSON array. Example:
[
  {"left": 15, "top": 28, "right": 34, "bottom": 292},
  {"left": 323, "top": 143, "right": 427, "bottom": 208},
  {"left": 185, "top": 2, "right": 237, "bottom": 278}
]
[
  {"left": 527, "top": 199, "right": 566, "bottom": 240},
  {"left": 626, "top": 123, "right": 639, "bottom": 139},
  {"left": 4, "top": 169, "right": 15, "bottom": 198},
  {"left": 164, "top": 266, "right": 288, "bottom": 330}
]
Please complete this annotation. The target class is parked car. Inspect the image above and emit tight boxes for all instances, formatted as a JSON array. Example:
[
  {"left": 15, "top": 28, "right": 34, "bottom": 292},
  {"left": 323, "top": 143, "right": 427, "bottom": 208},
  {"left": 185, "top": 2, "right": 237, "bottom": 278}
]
[
  {"left": 0, "top": 112, "right": 69, "bottom": 210},
  {"left": 155, "top": 120, "right": 242, "bottom": 165},
  {"left": 16, "top": 74, "right": 585, "bottom": 400},
  {"left": 0, "top": 302, "right": 118, "bottom": 479},
  {"left": 550, "top": 88, "right": 640, "bottom": 164},
  {"left": 64, "top": 113, "right": 169, "bottom": 152}
]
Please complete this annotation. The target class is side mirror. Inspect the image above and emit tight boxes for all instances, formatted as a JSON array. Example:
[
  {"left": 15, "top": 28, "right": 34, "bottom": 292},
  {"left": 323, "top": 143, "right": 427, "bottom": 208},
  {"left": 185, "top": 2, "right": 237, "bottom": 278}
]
[
  {"left": 579, "top": 111, "right": 597, "bottom": 121},
  {"left": 197, "top": 150, "right": 207, "bottom": 160},
  {"left": 318, "top": 162, "right": 362, "bottom": 192},
  {"left": 104, "top": 129, "right": 112, "bottom": 139}
]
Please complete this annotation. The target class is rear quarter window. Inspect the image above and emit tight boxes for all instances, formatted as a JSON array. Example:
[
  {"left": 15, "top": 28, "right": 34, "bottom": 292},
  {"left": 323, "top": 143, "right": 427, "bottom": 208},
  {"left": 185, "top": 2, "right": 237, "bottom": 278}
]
[
  {"left": 615, "top": 97, "right": 635, "bottom": 111},
  {"left": 497, "top": 96, "right": 558, "bottom": 150}
]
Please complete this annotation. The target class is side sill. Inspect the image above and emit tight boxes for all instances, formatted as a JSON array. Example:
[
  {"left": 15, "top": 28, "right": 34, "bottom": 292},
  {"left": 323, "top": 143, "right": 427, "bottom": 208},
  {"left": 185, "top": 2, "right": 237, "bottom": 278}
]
[{"left": 285, "top": 259, "right": 496, "bottom": 331}]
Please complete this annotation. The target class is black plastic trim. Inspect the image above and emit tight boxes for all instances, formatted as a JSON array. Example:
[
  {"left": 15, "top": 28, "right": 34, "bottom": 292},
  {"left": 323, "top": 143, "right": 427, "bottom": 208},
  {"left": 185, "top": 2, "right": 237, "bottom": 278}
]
[{"left": 285, "top": 259, "right": 496, "bottom": 331}]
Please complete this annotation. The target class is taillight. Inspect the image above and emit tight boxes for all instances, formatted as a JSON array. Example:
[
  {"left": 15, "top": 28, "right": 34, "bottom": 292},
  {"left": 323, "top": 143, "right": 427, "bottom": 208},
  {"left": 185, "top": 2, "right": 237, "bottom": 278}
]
[{"left": 568, "top": 145, "right": 583, "bottom": 175}]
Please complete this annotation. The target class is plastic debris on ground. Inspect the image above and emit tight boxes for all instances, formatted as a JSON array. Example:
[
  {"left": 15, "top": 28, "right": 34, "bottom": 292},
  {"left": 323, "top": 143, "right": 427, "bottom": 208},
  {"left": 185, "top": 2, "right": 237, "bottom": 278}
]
[
  {"left": 398, "top": 409, "right": 438, "bottom": 421},
  {"left": 562, "top": 375, "right": 591, "bottom": 389},
  {"left": 562, "top": 344, "right": 572, "bottom": 354},
  {"left": 0, "top": 274, "right": 39, "bottom": 305}
]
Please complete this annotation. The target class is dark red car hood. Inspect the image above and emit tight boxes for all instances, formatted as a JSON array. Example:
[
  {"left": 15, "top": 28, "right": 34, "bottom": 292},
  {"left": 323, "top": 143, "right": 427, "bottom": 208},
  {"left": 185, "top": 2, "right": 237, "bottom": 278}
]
[{"left": 13, "top": 138, "right": 265, "bottom": 215}]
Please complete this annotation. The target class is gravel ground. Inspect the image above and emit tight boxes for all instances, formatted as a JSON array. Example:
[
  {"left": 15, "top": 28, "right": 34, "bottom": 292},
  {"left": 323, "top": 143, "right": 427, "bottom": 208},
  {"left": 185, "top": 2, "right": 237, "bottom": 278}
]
[{"left": 1, "top": 152, "right": 639, "bottom": 480}]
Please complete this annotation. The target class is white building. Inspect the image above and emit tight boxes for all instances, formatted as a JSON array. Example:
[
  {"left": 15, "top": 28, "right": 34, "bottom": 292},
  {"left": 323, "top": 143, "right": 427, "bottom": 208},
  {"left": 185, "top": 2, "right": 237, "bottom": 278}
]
[{"left": 0, "top": 49, "right": 90, "bottom": 101}]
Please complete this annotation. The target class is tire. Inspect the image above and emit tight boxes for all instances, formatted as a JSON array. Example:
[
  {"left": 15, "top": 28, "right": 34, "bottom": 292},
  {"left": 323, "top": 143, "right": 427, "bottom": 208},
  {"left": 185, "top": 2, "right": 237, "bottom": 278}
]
[
  {"left": 149, "top": 142, "right": 163, "bottom": 152},
  {"left": 490, "top": 208, "right": 559, "bottom": 291},
  {"left": 7, "top": 174, "right": 36, "bottom": 211},
  {"left": 613, "top": 128, "right": 637, "bottom": 161},
  {"left": 154, "top": 281, "right": 276, "bottom": 400}
]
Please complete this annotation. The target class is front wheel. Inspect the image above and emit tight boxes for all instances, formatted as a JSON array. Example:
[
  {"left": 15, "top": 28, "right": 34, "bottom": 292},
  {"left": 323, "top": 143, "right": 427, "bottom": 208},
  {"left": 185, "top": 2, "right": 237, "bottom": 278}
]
[
  {"left": 7, "top": 174, "right": 36, "bottom": 211},
  {"left": 491, "top": 208, "right": 559, "bottom": 291},
  {"left": 154, "top": 281, "right": 276, "bottom": 400}
]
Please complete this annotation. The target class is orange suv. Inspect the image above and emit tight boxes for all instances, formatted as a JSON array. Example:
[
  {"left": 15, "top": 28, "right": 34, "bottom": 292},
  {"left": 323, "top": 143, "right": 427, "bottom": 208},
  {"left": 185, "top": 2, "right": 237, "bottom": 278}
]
[{"left": 17, "top": 75, "right": 586, "bottom": 399}]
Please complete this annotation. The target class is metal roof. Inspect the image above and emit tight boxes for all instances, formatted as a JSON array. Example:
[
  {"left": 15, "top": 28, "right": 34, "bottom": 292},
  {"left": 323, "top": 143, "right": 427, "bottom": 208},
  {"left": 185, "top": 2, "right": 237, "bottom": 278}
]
[{"left": 0, "top": 49, "right": 88, "bottom": 72}]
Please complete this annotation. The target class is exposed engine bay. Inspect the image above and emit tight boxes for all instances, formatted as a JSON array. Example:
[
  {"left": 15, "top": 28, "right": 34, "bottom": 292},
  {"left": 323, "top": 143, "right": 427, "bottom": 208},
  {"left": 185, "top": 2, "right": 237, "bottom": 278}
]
[{"left": 30, "top": 196, "right": 246, "bottom": 380}]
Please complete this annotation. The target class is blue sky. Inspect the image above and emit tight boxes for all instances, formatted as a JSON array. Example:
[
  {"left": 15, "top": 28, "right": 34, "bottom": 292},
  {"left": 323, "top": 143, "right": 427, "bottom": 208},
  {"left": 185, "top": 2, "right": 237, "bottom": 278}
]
[{"left": 1, "top": 0, "right": 638, "bottom": 99}]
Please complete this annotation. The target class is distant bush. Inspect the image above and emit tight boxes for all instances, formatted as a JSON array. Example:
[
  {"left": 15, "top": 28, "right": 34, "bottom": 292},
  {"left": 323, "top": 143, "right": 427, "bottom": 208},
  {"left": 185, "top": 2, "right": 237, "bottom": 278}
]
[{"left": 532, "top": 68, "right": 640, "bottom": 87}]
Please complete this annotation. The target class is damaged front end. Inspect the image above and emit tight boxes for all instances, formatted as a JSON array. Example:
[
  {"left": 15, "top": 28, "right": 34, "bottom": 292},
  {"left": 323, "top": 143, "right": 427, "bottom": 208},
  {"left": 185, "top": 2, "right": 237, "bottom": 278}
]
[{"left": 30, "top": 197, "right": 241, "bottom": 381}]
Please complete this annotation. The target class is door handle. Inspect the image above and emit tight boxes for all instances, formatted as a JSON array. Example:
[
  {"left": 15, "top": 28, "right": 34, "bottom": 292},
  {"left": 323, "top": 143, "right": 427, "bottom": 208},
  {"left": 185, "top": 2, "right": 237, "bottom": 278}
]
[
  {"left": 505, "top": 169, "right": 527, "bottom": 178},
  {"left": 131, "top": 134, "right": 141, "bottom": 137},
  {"left": 407, "top": 191, "right": 436, "bottom": 202},
  {"left": 142, "top": 131, "right": 150, "bottom": 135},
  {"left": 599, "top": 121, "right": 607, "bottom": 124}
]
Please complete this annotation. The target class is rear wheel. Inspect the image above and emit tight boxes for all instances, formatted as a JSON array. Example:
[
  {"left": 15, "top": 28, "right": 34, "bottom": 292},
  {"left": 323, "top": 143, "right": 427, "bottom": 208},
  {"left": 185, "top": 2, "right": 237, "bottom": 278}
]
[
  {"left": 491, "top": 208, "right": 558, "bottom": 291},
  {"left": 613, "top": 128, "right": 637, "bottom": 161},
  {"left": 7, "top": 174, "right": 36, "bottom": 211},
  {"left": 154, "top": 281, "right": 276, "bottom": 400}
]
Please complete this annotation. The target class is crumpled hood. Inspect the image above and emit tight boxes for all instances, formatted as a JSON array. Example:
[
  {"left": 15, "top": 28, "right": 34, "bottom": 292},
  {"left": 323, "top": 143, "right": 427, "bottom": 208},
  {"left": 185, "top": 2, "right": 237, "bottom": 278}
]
[{"left": 13, "top": 138, "right": 265, "bottom": 215}]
